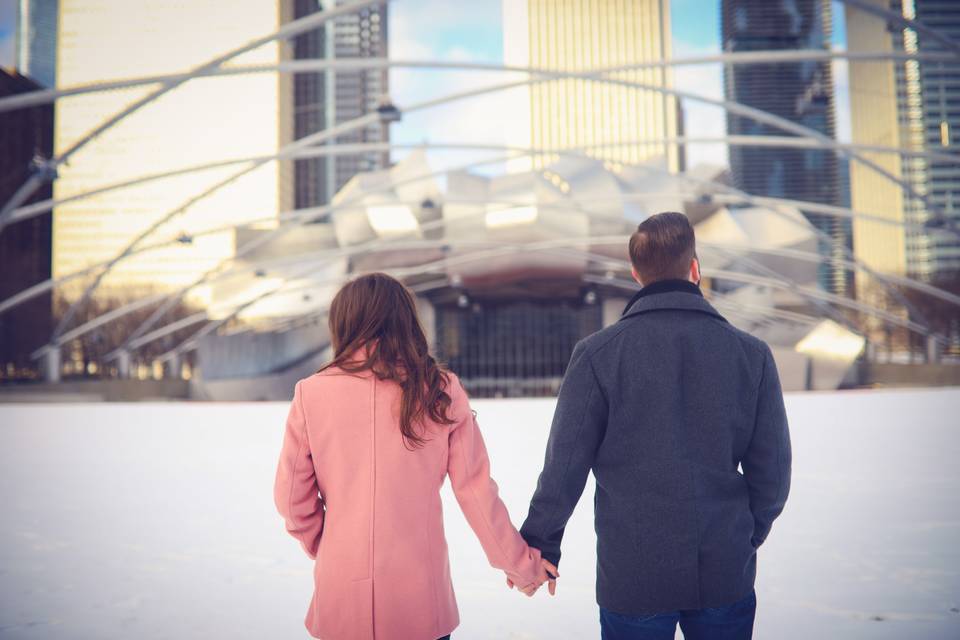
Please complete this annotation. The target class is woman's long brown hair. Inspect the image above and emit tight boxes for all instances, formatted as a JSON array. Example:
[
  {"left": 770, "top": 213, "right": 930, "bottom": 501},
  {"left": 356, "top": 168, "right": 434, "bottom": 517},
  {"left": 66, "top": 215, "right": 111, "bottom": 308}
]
[{"left": 317, "top": 273, "right": 454, "bottom": 448}]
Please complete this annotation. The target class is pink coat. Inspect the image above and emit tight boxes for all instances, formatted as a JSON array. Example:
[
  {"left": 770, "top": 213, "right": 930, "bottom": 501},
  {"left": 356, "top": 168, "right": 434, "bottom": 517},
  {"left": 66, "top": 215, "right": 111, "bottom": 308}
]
[{"left": 274, "top": 365, "right": 544, "bottom": 640}]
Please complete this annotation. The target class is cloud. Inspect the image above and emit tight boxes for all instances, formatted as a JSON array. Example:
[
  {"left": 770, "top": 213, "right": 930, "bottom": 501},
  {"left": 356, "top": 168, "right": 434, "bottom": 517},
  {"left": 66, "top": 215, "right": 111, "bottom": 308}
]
[
  {"left": 671, "top": 36, "right": 728, "bottom": 169},
  {"left": 832, "top": 57, "right": 851, "bottom": 144},
  {"left": 0, "top": 0, "right": 18, "bottom": 68},
  {"left": 388, "top": 0, "right": 523, "bottom": 173},
  {"left": 386, "top": 3, "right": 735, "bottom": 174},
  {"left": 0, "top": 30, "right": 13, "bottom": 68}
]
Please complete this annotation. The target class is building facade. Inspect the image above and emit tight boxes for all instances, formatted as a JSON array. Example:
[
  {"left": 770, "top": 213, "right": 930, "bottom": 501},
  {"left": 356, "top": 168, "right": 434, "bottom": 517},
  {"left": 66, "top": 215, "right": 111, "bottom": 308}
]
[
  {"left": 288, "top": 0, "right": 389, "bottom": 210},
  {"left": 52, "top": 1, "right": 293, "bottom": 302},
  {"left": 0, "top": 69, "right": 54, "bottom": 379},
  {"left": 721, "top": 0, "right": 850, "bottom": 296},
  {"left": 846, "top": 0, "right": 960, "bottom": 284},
  {"left": 502, "top": 0, "right": 679, "bottom": 172},
  {"left": 916, "top": 1, "right": 960, "bottom": 280},
  {"left": 327, "top": 0, "right": 389, "bottom": 195},
  {"left": 51, "top": 0, "right": 389, "bottom": 304},
  {"left": 189, "top": 151, "right": 860, "bottom": 400},
  {"left": 289, "top": 0, "right": 330, "bottom": 211},
  {"left": 14, "top": 0, "right": 58, "bottom": 88}
]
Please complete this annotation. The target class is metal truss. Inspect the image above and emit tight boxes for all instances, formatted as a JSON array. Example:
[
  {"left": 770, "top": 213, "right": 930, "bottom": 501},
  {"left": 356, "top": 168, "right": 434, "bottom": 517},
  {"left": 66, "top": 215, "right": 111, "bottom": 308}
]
[
  {"left": 2, "top": 0, "right": 958, "bottom": 375},
  {"left": 0, "top": 0, "right": 384, "bottom": 231},
  {"left": 4, "top": 49, "right": 959, "bottom": 115}
]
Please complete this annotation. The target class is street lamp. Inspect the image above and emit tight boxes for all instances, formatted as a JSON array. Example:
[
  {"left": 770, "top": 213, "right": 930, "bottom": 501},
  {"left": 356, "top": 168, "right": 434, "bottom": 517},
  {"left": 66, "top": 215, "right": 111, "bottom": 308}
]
[{"left": 375, "top": 95, "right": 401, "bottom": 124}]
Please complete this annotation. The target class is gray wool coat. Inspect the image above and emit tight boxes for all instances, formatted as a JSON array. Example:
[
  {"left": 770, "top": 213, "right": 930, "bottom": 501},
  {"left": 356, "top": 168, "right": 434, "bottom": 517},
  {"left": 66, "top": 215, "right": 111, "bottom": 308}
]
[{"left": 519, "top": 280, "right": 792, "bottom": 615}]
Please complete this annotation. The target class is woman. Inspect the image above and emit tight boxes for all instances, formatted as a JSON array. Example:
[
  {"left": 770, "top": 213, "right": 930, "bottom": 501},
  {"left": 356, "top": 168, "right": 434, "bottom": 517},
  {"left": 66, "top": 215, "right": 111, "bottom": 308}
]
[{"left": 274, "top": 273, "right": 554, "bottom": 640}]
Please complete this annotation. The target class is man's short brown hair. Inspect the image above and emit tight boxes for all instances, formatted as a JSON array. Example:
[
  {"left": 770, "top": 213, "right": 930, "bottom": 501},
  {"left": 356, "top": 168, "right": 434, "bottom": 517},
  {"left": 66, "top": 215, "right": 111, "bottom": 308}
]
[{"left": 628, "top": 211, "right": 697, "bottom": 285}]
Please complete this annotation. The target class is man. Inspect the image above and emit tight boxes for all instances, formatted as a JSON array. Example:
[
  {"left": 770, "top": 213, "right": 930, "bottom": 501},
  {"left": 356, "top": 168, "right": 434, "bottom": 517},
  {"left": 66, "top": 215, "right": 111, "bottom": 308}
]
[{"left": 519, "top": 211, "right": 791, "bottom": 639}]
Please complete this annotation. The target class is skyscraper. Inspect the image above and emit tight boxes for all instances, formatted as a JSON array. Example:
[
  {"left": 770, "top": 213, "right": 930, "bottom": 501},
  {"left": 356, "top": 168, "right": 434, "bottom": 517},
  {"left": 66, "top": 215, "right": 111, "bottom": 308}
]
[
  {"left": 288, "top": 0, "right": 330, "bottom": 211},
  {"left": 288, "top": 0, "right": 389, "bottom": 210},
  {"left": 52, "top": 1, "right": 289, "bottom": 302},
  {"left": 14, "top": 0, "right": 58, "bottom": 88},
  {"left": 721, "top": 0, "right": 850, "bottom": 296},
  {"left": 328, "top": 0, "right": 389, "bottom": 194},
  {"left": 502, "top": 0, "right": 679, "bottom": 173},
  {"left": 49, "top": 1, "right": 389, "bottom": 303},
  {"left": 846, "top": 0, "right": 960, "bottom": 284},
  {"left": 0, "top": 69, "right": 54, "bottom": 378}
]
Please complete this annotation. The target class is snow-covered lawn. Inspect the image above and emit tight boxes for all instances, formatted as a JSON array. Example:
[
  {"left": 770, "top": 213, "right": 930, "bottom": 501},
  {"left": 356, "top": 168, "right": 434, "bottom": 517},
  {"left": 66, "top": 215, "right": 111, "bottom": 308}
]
[{"left": 1, "top": 388, "right": 958, "bottom": 639}]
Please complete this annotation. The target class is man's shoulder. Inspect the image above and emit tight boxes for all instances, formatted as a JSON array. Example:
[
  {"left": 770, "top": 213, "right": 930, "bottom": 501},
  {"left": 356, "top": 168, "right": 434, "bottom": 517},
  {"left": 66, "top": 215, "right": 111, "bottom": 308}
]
[
  {"left": 720, "top": 322, "right": 771, "bottom": 358},
  {"left": 574, "top": 321, "right": 632, "bottom": 359},
  {"left": 576, "top": 308, "right": 771, "bottom": 361}
]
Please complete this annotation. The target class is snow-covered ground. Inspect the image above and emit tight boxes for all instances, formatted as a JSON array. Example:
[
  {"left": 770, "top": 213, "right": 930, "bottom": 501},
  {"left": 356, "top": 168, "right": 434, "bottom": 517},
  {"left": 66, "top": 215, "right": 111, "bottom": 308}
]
[{"left": 1, "top": 388, "right": 958, "bottom": 639}]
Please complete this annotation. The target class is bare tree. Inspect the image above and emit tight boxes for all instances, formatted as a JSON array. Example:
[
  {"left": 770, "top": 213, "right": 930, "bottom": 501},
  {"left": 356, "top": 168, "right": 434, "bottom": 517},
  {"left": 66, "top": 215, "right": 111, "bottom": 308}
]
[{"left": 52, "top": 289, "right": 201, "bottom": 379}]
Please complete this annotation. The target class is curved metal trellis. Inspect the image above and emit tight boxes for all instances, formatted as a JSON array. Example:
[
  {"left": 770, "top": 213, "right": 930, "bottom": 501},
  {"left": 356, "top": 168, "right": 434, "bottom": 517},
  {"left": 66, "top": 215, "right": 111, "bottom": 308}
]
[
  {"left": 92, "top": 208, "right": 951, "bottom": 364},
  {"left": 0, "top": 0, "right": 385, "bottom": 226},
  {"left": 3, "top": 0, "right": 957, "bottom": 376},
  {"left": 3, "top": 49, "right": 959, "bottom": 115},
  {"left": 31, "top": 61, "right": 960, "bottom": 348},
  {"left": 6, "top": 179, "right": 959, "bottom": 335},
  {"left": 104, "top": 143, "right": 955, "bottom": 359},
  {"left": 17, "top": 146, "right": 959, "bottom": 365},
  {"left": 149, "top": 239, "right": 933, "bottom": 367},
  {"left": 4, "top": 53, "right": 955, "bottom": 235},
  {"left": 7, "top": 136, "right": 960, "bottom": 228}
]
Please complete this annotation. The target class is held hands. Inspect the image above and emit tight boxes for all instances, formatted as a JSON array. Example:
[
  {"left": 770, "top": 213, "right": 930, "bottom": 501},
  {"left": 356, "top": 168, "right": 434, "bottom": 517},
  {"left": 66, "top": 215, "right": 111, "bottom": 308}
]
[{"left": 505, "top": 558, "right": 559, "bottom": 597}]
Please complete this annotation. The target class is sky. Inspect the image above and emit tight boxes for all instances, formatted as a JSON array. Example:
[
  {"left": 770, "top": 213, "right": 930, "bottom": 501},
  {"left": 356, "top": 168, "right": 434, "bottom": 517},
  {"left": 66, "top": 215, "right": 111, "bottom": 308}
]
[
  {"left": 0, "top": 0, "right": 852, "bottom": 168},
  {"left": 387, "top": 0, "right": 736, "bottom": 169},
  {"left": 388, "top": 0, "right": 853, "bottom": 168},
  {"left": 0, "top": 0, "right": 15, "bottom": 67}
]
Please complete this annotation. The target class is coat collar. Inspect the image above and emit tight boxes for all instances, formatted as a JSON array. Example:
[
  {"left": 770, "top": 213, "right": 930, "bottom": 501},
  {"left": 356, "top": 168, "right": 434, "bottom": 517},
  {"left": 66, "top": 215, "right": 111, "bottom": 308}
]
[{"left": 620, "top": 280, "right": 728, "bottom": 323}]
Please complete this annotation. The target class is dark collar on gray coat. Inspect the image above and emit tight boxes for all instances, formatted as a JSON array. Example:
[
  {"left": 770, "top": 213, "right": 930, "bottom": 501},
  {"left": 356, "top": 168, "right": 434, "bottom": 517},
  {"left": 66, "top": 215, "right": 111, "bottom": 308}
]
[{"left": 621, "top": 279, "right": 728, "bottom": 323}]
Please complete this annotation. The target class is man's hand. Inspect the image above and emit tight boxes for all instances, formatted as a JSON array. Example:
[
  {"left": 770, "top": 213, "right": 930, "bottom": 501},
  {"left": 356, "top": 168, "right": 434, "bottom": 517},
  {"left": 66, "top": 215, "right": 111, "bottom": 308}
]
[
  {"left": 542, "top": 559, "right": 558, "bottom": 596},
  {"left": 505, "top": 558, "right": 559, "bottom": 597}
]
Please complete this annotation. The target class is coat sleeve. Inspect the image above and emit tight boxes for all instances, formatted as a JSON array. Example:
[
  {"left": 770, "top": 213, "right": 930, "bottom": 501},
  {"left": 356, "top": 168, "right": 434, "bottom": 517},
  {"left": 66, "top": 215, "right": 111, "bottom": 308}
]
[
  {"left": 446, "top": 376, "right": 546, "bottom": 589},
  {"left": 742, "top": 344, "right": 792, "bottom": 548},
  {"left": 274, "top": 380, "right": 325, "bottom": 559},
  {"left": 520, "top": 339, "right": 608, "bottom": 567}
]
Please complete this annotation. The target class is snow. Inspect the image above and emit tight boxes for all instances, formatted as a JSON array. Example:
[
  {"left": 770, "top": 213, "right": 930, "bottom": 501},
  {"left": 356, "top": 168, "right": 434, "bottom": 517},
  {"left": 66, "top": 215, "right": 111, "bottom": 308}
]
[{"left": 1, "top": 388, "right": 959, "bottom": 639}]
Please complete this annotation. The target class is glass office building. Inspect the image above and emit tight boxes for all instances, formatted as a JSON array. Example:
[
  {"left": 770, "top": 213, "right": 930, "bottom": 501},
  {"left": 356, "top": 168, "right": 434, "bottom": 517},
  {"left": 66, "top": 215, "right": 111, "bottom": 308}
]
[
  {"left": 52, "top": 1, "right": 290, "bottom": 302},
  {"left": 290, "top": 0, "right": 330, "bottom": 210},
  {"left": 290, "top": 0, "right": 389, "bottom": 210},
  {"left": 721, "top": 0, "right": 850, "bottom": 296},
  {"left": 14, "top": 0, "right": 58, "bottom": 88},
  {"left": 847, "top": 0, "right": 960, "bottom": 284},
  {"left": 502, "top": 0, "right": 679, "bottom": 172},
  {"left": 50, "top": 0, "right": 389, "bottom": 302},
  {"left": 328, "top": 1, "right": 389, "bottom": 195},
  {"left": 0, "top": 69, "right": 54, "bottom": 378}
]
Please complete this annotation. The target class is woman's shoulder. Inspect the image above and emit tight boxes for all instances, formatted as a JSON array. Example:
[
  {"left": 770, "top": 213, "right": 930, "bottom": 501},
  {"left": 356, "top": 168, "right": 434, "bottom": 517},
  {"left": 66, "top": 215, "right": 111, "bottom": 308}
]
[
  {"left": 296, "top": 367, "right": 372, "bottom": 395},
  {"left": 440, "top": 369, "right": 464, "bottom": 393},
  {"left": 310, "top": 364, "right": 374, "bottom": 380},
  {"left": 440, "top": 370, "right": 472, "bottom": 416}
]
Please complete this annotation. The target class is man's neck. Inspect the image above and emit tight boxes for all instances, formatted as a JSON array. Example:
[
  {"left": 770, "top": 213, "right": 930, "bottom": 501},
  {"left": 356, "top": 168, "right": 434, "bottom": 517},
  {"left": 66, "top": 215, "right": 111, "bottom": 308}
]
[
  {"left": 623, "top": 279, "right": 703, "bottom": 315},
  {"left": 637, "top": 279, "right": 702, "bottom": 298}
]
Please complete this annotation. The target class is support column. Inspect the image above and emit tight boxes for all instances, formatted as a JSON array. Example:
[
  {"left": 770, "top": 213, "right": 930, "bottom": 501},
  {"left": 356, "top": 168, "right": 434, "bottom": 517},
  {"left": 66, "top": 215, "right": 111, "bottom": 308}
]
[
  {"left": 43, "top": 348, "right": 61, "bottom": 383},
  {"left": 927, "top": 334, "right": 942, "bottom": 364},
  {"left": 116, "top": 349, "right": 131, "bottom": 379},
  {"left": 415, "top": 296, "right": 436, "bottom": 352},
  {"left": 166, "top": 353, "right": 182, "bottom": 379}
]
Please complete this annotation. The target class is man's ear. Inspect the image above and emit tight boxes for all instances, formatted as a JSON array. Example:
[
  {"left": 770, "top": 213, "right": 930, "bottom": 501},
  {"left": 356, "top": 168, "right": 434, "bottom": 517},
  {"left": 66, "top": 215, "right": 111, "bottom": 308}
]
[
  {"left": 690, "top": 257, "right": 701, "bottom": 285},
  {"left": 631, "top": 266, "right": 643, "bottom": 286}
]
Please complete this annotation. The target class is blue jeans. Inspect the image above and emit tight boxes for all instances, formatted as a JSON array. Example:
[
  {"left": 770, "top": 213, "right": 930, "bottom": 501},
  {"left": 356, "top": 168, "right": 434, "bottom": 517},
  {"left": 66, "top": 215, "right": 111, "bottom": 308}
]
[{"left": 600, "top": 590, "right": 756, "bottom": 640}]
